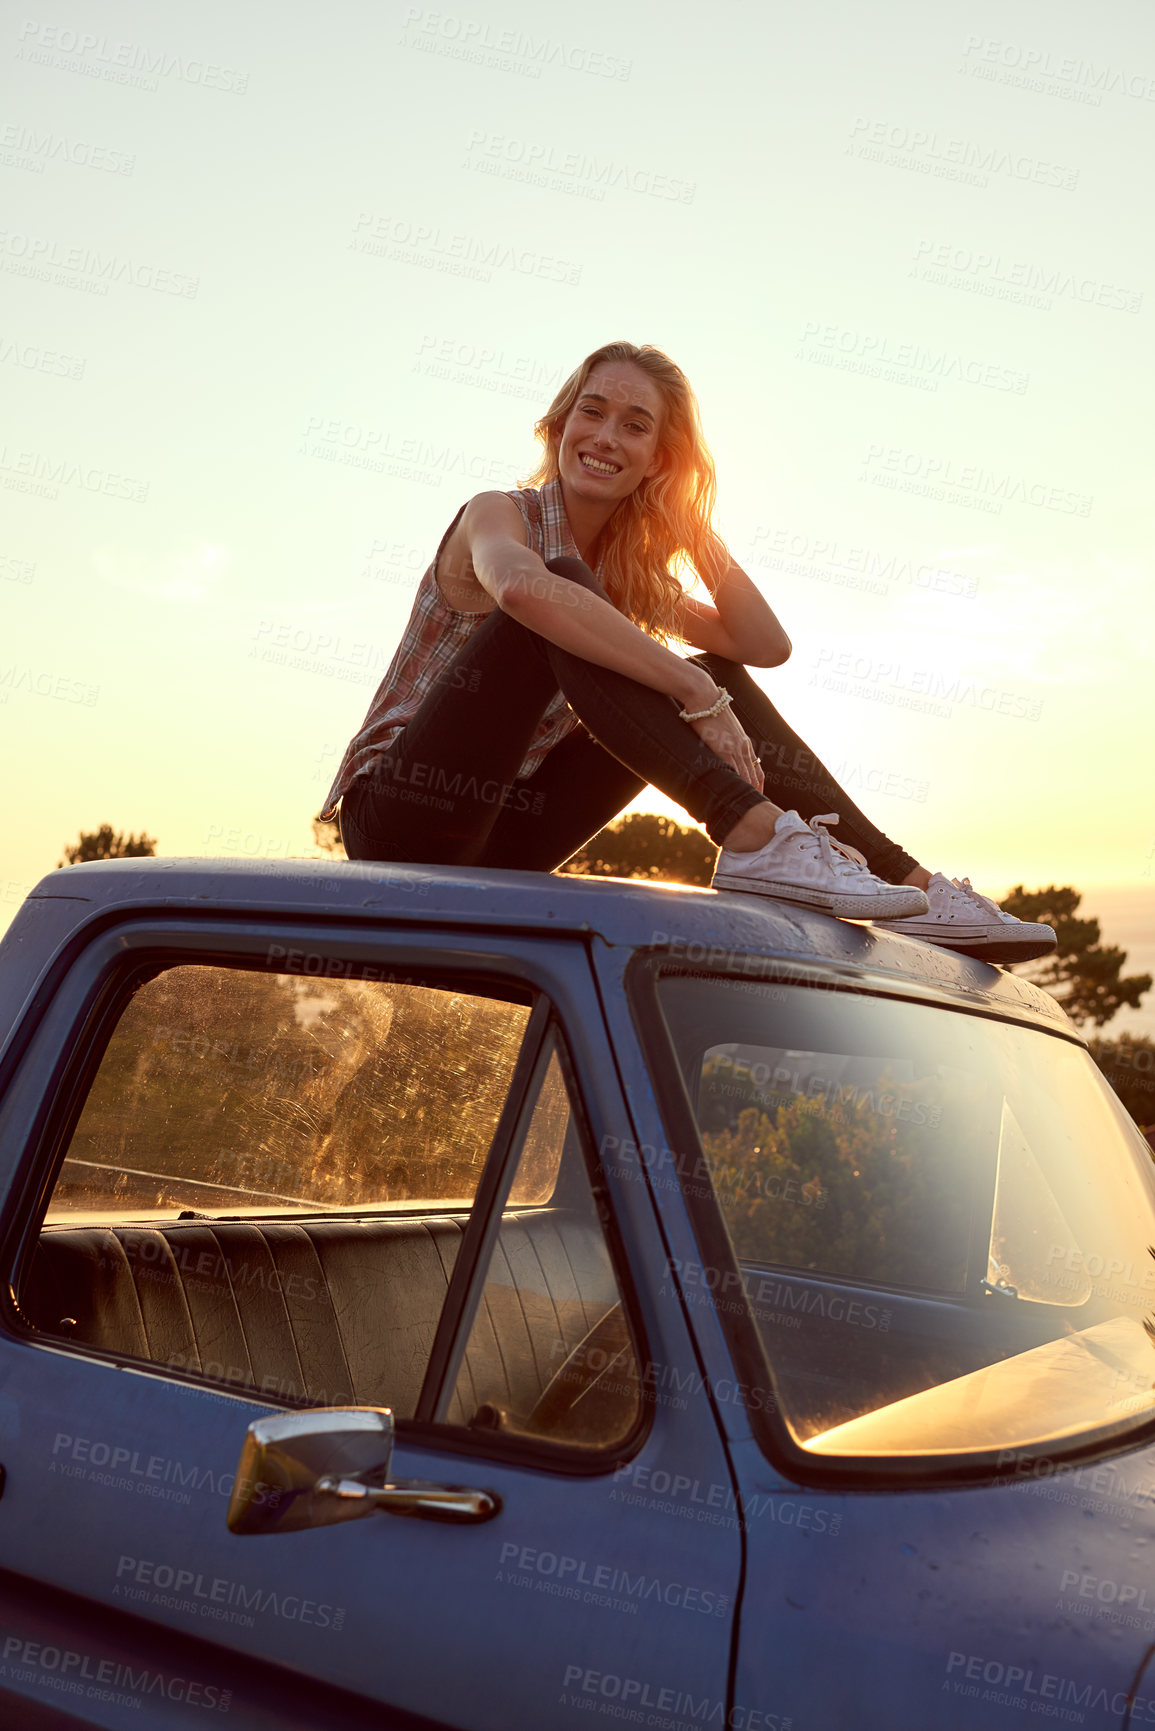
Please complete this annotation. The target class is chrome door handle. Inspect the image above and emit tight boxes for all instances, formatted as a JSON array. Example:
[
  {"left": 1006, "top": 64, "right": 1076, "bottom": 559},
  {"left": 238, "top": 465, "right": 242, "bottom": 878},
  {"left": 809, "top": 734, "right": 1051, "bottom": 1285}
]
[{"left": 317, "top": 1475, "right": 500, "bottom": 1523}]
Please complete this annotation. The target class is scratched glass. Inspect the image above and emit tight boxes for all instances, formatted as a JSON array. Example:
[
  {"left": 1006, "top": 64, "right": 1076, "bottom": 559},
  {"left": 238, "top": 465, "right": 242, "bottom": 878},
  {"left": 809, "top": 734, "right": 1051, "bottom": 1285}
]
[{"left": 48, "top": 965, "right": 543, "bottom": 1219}]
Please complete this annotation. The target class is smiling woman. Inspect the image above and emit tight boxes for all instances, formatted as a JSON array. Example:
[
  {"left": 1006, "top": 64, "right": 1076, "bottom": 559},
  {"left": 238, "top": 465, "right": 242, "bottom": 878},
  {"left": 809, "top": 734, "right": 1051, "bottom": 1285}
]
[{"left": 318, "top": 341, "right": 1055, "bottom": 961}]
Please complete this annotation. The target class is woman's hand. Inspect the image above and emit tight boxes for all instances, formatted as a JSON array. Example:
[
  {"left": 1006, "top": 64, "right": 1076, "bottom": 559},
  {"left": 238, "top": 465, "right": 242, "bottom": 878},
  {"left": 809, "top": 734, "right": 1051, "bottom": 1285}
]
[{"left": 689, "top": 703, "right": 764, "bottom": 791}]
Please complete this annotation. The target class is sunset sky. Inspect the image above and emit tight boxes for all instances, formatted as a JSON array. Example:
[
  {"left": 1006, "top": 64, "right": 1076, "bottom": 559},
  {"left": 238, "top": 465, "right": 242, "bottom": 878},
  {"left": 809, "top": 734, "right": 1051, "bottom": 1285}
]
[{"left": 2, "top": 0, "right": 1152, "bottom": 1033}]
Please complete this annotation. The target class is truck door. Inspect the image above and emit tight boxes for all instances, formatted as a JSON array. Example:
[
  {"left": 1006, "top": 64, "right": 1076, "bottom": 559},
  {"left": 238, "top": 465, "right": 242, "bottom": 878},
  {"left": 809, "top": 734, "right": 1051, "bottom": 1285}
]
[{"left": 0, "top": 915, "right": 742, "bottom": 1729}]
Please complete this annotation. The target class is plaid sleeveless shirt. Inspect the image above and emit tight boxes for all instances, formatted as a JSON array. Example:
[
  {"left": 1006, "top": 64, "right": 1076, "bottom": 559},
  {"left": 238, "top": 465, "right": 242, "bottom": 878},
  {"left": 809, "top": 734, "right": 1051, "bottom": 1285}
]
[{"left": 318, "top": 479, "right": 594, "bottom": 820}]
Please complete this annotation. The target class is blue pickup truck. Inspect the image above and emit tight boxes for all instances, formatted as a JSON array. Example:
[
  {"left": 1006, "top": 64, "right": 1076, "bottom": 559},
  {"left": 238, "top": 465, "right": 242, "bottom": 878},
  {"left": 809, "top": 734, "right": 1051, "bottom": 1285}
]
[{"left": 1, "top": 856, "right": 1154, "bottom": 1730}]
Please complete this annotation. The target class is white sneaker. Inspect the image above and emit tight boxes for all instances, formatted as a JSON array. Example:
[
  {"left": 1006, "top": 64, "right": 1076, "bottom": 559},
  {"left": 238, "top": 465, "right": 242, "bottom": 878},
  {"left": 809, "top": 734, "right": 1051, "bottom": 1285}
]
[
  {"left": 873, "top": 872, "right": 1058, "bottom": 963},
  {"left": 711, "top": 812, "right": 930, "bottom": 919}
]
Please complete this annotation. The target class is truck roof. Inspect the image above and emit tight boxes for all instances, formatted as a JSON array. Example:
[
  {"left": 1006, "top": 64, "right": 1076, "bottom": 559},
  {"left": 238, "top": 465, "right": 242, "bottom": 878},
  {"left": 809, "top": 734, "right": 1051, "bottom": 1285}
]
[{"left": 2, "top": 857, "right": 1076, "bottom": 1039}]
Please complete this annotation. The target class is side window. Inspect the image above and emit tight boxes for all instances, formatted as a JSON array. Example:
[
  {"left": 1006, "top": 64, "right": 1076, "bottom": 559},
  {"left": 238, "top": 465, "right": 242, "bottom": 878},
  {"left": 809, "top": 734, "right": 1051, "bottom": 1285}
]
[
  {"left": 446, "top": 1039, "right": 641, "bottom": 1449},
  {"left": 49, "top": 965, "right": 534, "bottom": 1217},
  {"left": 21, "top": 962, "right": 639, "bottom": 1452}
]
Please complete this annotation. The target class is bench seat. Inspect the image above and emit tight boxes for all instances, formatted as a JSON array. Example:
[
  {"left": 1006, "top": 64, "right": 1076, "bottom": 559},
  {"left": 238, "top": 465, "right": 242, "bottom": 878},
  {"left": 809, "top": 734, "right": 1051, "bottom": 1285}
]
[{"left": 23, "top": 1209, "right": 620, "bottom": 1425}]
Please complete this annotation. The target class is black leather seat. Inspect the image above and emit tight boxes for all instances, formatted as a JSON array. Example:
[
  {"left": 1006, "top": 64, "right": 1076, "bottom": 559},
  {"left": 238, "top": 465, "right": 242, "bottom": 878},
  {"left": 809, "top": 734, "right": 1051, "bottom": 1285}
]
[{"left": 22, "top": 1210, "right": 618, "bottom": 1423}]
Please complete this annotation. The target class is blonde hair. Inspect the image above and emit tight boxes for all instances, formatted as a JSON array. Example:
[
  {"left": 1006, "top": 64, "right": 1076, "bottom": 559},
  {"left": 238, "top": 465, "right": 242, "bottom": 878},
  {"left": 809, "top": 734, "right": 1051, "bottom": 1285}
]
[{"left": 523, "top": 342, "right": 729, "bottom": 641}]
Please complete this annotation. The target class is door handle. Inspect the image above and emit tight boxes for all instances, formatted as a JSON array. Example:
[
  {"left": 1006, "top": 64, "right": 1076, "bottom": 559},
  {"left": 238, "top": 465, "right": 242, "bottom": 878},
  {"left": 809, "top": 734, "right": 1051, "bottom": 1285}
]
[{"left": 317, "top": 1475, "right": 499, "bottom": 1522}]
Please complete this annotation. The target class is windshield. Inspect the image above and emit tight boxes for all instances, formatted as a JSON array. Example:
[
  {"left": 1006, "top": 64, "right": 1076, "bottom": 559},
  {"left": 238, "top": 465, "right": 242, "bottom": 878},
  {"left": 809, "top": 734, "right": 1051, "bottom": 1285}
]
[{"left": 656, "top": 976, "right": 1155, "bottom": 1462}]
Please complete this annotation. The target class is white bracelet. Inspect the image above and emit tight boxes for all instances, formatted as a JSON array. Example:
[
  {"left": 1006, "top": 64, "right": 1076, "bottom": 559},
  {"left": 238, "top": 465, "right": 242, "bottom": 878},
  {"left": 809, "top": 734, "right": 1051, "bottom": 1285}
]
[{"left": 678, "top": 689, "right": 732, "bottom": 722}]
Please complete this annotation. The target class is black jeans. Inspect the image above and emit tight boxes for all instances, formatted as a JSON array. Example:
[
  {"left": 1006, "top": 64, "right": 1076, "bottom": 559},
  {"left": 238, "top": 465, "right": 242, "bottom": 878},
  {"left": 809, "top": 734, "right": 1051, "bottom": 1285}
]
[{"left": 341, "top": 557, "right": 917, "bottom": 882}]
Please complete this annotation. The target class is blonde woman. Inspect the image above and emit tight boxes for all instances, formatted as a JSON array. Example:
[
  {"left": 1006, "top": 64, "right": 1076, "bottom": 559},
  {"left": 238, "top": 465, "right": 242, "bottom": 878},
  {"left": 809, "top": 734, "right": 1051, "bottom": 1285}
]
[{"left": 320, "top": 343, "right": 1054, "bottom": 961}]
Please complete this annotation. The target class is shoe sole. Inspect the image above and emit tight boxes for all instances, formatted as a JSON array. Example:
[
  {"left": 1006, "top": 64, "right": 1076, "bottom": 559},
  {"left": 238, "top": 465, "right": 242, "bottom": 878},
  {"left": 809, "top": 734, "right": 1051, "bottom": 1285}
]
[
  {"left": 876, "top": 927, "right": 1059, "bottom": 965},
  {"left": 711, "top": 874, "right": 928, "bottom": 920}
]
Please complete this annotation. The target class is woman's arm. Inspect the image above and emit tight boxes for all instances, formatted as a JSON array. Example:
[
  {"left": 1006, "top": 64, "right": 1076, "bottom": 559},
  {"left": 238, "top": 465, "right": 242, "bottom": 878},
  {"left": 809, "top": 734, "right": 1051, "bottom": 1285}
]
[
  {"left": 451, "top": 492, "right": 723, "bottom": 714},
  {"left": 671, "top": 561, "right": 792, "bottom": 667}
]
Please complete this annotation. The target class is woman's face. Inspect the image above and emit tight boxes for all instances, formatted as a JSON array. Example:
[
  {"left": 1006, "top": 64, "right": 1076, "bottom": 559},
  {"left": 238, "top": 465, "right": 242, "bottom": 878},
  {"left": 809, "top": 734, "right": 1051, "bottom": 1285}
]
[{"left": 555, "top": 360, "right": 666, "bottom": 507}]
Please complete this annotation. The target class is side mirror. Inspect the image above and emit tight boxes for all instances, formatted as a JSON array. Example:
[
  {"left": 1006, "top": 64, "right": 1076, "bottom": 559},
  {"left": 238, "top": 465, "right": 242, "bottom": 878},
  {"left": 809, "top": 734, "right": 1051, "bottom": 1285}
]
[
  {"left": 227, "top": 1407, "right": 501, "bottom": 1535},
  {"left": 228, "top": 1407, "right": 395, "bottom": 1535}
]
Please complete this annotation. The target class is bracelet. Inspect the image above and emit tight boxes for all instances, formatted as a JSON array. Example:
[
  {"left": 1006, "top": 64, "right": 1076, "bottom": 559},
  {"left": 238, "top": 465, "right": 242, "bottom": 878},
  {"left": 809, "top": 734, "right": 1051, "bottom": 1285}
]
[{"left": 678, "top": 689, "right": 732, "bottom": 722}]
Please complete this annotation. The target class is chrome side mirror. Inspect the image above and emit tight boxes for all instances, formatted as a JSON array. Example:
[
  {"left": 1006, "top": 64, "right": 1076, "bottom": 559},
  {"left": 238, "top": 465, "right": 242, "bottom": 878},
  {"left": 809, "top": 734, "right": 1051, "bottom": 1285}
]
[{"left": 227, "top": 1407, "right": 501, "bottom": 1535}]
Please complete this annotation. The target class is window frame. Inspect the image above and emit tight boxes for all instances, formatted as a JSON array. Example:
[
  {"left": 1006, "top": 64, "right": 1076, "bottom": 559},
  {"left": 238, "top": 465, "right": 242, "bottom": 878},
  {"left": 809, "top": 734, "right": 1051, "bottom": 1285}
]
[
  {"left": 0, "top": 915, "right": 651, "bottom": 1476},
  {"left": 625, "top": 948, "right": 1155, "bottom": 1492}
]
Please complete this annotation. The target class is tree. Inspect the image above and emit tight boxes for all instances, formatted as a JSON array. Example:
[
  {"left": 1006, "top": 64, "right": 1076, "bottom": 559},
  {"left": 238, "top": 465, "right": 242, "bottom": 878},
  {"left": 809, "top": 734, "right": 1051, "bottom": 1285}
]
[
  {"left": 563, "top": 813, "right": 717, "bottom": 886},
  {"left": 57, "top": 824, "right": 157, "bottom": 868},
  {"left": 311, "top": 814, "right": 346, "bottom": 858},
  {"left": 1002, "top": 885, "right": 1152, "bottom": 1028}
]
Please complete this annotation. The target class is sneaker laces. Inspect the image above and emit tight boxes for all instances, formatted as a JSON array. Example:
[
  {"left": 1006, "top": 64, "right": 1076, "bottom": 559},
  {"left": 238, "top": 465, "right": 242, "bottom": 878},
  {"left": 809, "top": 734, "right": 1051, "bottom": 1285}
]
[
  {"left": 949, "top": 876, "right": 1017, "bottom": 925},
  {"left": 804, "top": 814, "right": 874, "bottom": 879}
]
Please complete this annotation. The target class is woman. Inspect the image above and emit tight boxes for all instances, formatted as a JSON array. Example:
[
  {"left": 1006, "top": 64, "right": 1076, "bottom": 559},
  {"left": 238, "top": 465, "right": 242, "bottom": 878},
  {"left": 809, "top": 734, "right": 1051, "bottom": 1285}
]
[{"left": 319, "top": 342, "right": 1055, "bottom": 963}]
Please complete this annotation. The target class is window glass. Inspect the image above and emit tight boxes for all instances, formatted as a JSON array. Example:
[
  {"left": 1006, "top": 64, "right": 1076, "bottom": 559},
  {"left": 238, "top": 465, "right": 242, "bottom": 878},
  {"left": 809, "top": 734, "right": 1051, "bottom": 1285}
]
[
  {"left": 657, "top": 976, "right": 1155, "bottom": 1461},
  {"left": 446, "top": 1042, "right": 641, "bottom": 1450},
  {"left": 697, "top": 1039, "right": 974, "bottom": 1291},
  {"left": 50, "top": 965, "right": 533, "bottom": 1218},
  {"left": 23, "top": 962, "right": 576, "bottom": 1416},
  {"left": 24, "top": 962, "right": 631, "bottom": 1445}
]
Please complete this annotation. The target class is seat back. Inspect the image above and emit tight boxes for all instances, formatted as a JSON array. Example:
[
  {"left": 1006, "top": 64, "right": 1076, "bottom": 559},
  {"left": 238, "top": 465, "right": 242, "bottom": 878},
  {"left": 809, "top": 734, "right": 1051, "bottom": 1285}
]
[{"left": 24, "top": 1209, "right": 613, "bottom": 1422}]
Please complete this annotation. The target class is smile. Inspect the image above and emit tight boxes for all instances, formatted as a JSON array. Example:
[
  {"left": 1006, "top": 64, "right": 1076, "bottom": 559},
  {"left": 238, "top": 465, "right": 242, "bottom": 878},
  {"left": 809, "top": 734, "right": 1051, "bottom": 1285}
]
[{"left": 578, "top": 453, "right": 621, "bottom": 476}]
